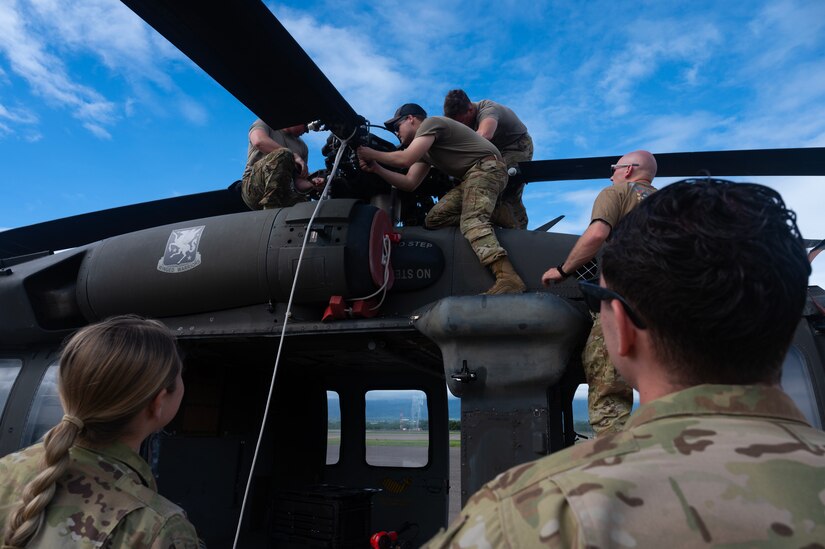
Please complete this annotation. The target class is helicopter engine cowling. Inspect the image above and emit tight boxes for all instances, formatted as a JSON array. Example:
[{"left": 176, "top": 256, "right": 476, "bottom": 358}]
[{"left": 76, "top": 199, "right": 393, "bottom": 320}]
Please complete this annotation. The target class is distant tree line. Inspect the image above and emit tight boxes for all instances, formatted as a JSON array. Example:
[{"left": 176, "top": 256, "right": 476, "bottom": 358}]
[
  {"left": 328, "top": 419, "right": 592, "bottom": 437},
  {"left": 328, "top": 419, "right": 463, "bottom": 431}
]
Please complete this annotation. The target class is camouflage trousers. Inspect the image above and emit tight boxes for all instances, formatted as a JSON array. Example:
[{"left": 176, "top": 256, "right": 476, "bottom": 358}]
[
  {"left": 494, "top": 133, "right": 533, "bottom": 230},
  {"left": 241, "top": 148, "right": 306, "bottom": 210},
  {"left": 425, "top": 158, "right": 507, "bottom": 266},
  {"left": 583, "top": 314, "right": 633, "bottom": 436}
]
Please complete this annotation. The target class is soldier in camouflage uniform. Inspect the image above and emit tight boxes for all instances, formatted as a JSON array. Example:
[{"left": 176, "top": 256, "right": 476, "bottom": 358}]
[
  {"left": 358, "top": 103, "right": 525, "bottom": 295},
  {"left": 425, "top": 179, "right": 823, "bottom": 548},
  {"left": 240, "top": 119, "right": 324, "bottom": 210},
  {"left": 542, "top": 150, "right": 657, "bottom": 436},
  {"left": 443, "top": 89, "right": 533, "bottom": 229},
  {"left": 0, "top": 316, "right": 200, "bottom": 548}
]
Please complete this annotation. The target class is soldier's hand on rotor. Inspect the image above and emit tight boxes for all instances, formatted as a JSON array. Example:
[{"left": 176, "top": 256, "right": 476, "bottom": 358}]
[
  {"left": 358, "top": 157, "right": 376, "bottom": 173},
  {"left": 357, "top": 145, "right": 376, "bottom": 162},
  {"left": 541, "top": 267, "right": 564, "bottom": 286}
]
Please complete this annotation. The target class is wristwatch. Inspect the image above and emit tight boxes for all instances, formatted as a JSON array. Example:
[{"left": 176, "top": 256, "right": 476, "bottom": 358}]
[{"left": 556, "top": 263, "right": 570, "bottom": 279}]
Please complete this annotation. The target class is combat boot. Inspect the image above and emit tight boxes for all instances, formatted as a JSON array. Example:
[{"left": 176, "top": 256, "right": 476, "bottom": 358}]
[{"left": 483, "top": 257, "right": 526, "bottom": 295}]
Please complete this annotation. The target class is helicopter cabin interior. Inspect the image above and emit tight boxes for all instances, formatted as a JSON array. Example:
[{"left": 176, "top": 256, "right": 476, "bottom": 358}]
[{"left": 0, "top": 329, "right": 451, "bottom": 547}]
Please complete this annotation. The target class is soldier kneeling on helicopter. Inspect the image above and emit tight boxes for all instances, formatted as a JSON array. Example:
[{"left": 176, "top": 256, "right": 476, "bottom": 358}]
[
  {"left": 357, "top": 103, "right": 525, "bottom": 295},
  {"left": 240, "top": 119, "right": 324, "bottom": 209}
]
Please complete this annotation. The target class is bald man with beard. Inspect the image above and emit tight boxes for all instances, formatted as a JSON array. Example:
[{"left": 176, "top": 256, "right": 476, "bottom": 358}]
[{"left": 542, "top": 150, "right": 658, "bottom": 436}]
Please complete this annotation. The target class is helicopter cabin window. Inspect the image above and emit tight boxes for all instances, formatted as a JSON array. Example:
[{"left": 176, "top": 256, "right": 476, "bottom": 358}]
[
  {"left": 327, "top": 390, "right": 340, "bottom": 465},
  {"left": 572, "top": 383, "right": 640, "bottom": 441},
  {"left": 365, "top": 389, "right": 428, "bottom": 467},
  {"left": 572, "top": 384, "right": 594, "bottom": 439},
  {"left": 780, "top": 345, "right": 822, "bottom": 429},
  {"left": 0, "top": 359, "right": 23, "bottom": 420},
  {"left": 21, "top": 363, "right": 62, "bottom": 446}
]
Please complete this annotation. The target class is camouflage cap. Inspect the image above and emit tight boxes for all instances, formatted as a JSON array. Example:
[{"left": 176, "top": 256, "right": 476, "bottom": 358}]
[{"left": 384, "top": 103, "right": 427, "bottom": 131}]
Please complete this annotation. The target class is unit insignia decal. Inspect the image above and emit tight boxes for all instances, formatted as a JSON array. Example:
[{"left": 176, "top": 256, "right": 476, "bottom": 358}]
[{"left": 157, "top": 225, "right": 205, "bottom": 273}]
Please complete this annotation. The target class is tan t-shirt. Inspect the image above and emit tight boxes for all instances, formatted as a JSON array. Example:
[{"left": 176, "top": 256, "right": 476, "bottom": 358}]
[
  {"left": 590, "top": 180, "right": 657, "bottom": 229},
  {"left": 242, "top": 119, "right": 309, "bottom": 181},
  {"left": 474, "top": 100, "right": 528, "bottom": 151},
  {"left": 415, "top": 116, "right": 501, "bottom": 179}
]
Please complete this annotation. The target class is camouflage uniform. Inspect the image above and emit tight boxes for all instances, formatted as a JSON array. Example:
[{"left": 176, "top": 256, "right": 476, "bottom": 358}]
[
  {"left": 497, "top": 133, "right": 533, "bottom": 229},
  {"left": 241, "top": 148, "right": 306, "bottom": 210},
  {"left": 423, "top": 384, "right": 825, "bottom": 548},
  {"left": 583, "top": 314, "right": 632, "bottom": 434},
  {"left": 425, "top": 158, "right": 508, "bottom": 266},
  {"left": 240, "top": 119, "right": 309, "bottom": 210},
  {"left": 0, "top": 441, "right": 199, "bottom": 548},
  {"left": 586, "top": 181, "right": 657, "bottom": 436}
]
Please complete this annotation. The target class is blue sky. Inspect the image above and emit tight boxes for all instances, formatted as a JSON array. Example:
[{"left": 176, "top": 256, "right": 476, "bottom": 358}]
[{"left": 1, "top": 0, "right": 823, "bottom": 285}]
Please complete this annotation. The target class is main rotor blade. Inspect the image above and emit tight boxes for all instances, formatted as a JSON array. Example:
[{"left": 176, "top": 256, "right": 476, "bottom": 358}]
[
  {"left": 0, "top": 188, "right": 247, "bottom": 259},
  {"left": 121, "top": 0, "right": 359, "bottom": 133},
  {"left": 518, "top": 147, "right": 825, "bottom": 183}
]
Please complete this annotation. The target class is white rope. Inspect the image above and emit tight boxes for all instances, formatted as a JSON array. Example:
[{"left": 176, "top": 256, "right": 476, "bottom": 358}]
[
  {"left": 348, "top": 233, "right": 393, "bottom": 310},
  {"left": 232, "top": 127, "right": 356, "bottom": 549}
]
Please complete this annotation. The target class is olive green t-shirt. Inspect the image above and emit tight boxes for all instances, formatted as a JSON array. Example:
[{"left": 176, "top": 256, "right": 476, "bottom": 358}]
[
  {"left": 242, "top": 119, "right": 309, "bottom": 181},
  {"left": 473, "top": 99, "right": 528, "bottom": 151},
  {"left": 415, "top": 116, "right": 501, "bottom": 179},
  {"left": 590, "top": 180, "right": 657, "bottom": 229}
]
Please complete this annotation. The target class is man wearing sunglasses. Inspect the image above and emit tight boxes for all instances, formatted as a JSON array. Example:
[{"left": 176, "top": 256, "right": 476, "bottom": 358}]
[
  {"left": 357, "top": 103, "right": 526, "bottom": 295},
  {"left": 541, "top": 149, "right": 657, "bottom": 437},
  {"left": 425, "top": 179, "right": 822, "bottom": 548}
]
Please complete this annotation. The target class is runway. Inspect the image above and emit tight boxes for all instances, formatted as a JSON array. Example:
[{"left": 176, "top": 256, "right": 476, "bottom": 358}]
[{"left": 327, "top": 433, "right": 463, "bottom": 522}]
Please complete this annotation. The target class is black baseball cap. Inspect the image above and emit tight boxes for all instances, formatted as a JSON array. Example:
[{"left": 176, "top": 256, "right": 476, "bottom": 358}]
[{"left": 384, "top": 103, "right": 428, "bottom": 131}]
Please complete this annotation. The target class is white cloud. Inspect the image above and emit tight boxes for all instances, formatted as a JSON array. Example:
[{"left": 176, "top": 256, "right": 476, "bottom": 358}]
[
  {"left": 747, "top": 0, "right": 825, "bottom": 71},
  {"left": 0, "top": 102, "right": 37, "bottom": 124},
  {"left": 82, "top": 122, "right": 111, "bottom": 140},
  {"left": 178, "top": 97, "right": 208, "bottom": 126},
  {"left": 28, "top": 0, "right": 178, "bottom": 88},
  {"left": 634, "top": 112, "right": 735, "bottom": 153},
  {"left": 370, "top": 0, "right": 479, "bottom": 78},
  {"left": 598, "top": 18, "right": 722, "bottom": 115},
  {"left": 0, "top": 0, "right": 116, "bottom": 136},
  {"left": 0, "top": 0, "right": 207, "bottom": 138},
  {"left": 275, "top": 6, "right": 409, "bottom": 124},
  {"left": 0, "top": 103, "right": 42, "bottom": 140},
  {"left": 274, "top": 0, "right": 552, "bottom": 124}
]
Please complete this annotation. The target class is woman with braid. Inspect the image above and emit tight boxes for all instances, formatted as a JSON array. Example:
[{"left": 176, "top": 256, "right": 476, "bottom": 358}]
[{"left": 0, "top": 316, "right": 199, "bottom": 548}]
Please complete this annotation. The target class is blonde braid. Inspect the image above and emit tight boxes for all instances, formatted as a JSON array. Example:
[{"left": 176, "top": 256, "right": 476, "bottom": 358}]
[
  {"left": 3, "top": 315, "right": 181, "bottom": 547},
  {"left": 4, "top": 419, "right": 81, "bottom": 547}
]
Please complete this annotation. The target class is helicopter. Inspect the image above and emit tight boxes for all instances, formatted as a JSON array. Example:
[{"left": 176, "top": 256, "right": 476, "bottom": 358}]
[{"left": 1, "top": 1, "right": 824, "bottom": 547}]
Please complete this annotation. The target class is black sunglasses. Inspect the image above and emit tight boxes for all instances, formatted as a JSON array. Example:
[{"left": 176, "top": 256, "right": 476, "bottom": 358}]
[
  {"left": 392, "top": 115, "right": 409, "bottom": 135},
  {"left": 578, "top": 280, "right": 647, "bottom": 329}
]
